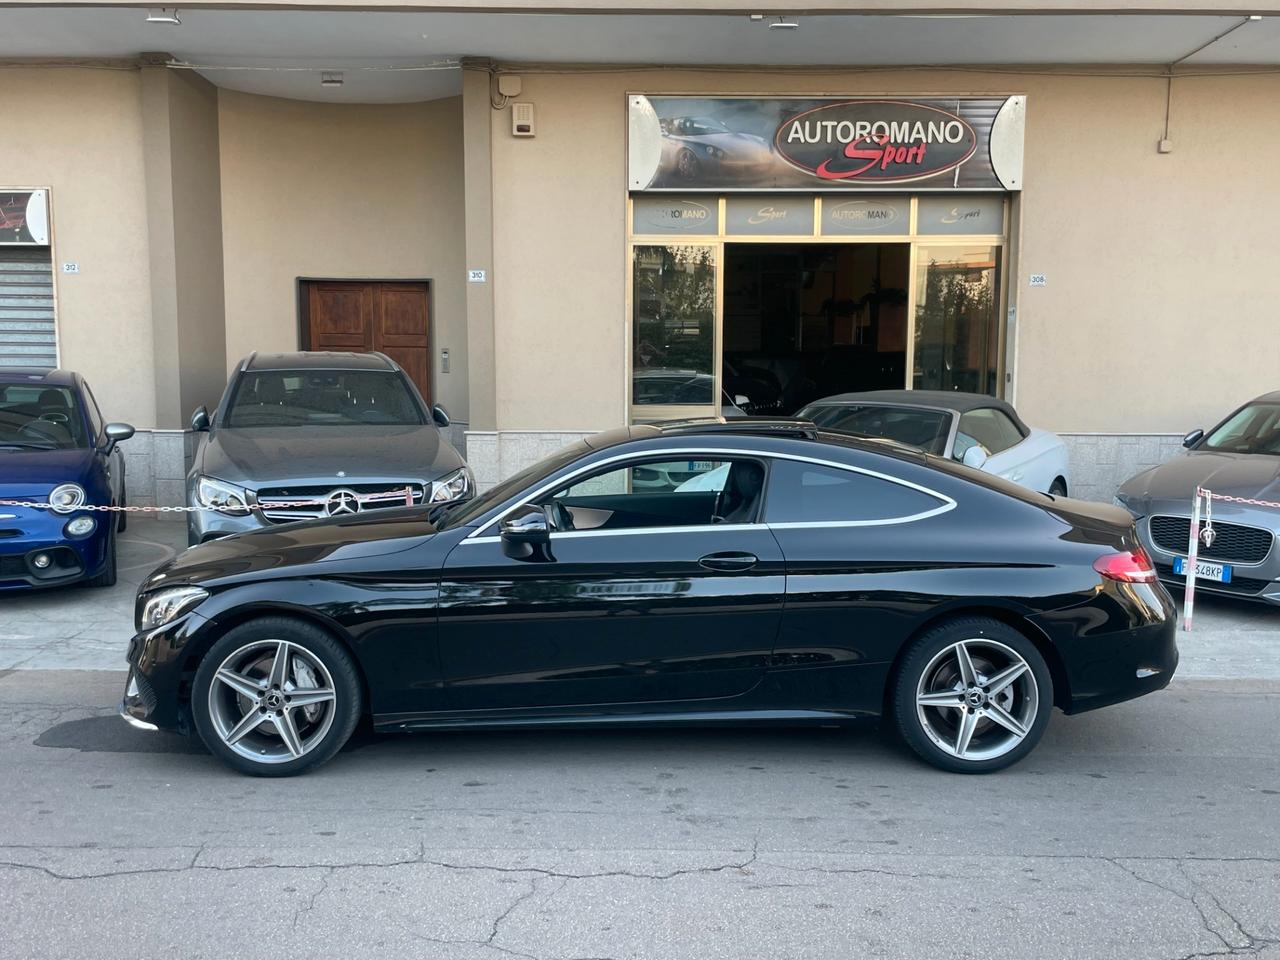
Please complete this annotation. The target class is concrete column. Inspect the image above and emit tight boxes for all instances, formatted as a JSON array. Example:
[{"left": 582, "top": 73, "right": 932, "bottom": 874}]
[
  {"left": 139, "top": 55, "right": 227, "bottom": 430},
  {"left": 461, "top": 64, "right": 497, "bottom": 434}
]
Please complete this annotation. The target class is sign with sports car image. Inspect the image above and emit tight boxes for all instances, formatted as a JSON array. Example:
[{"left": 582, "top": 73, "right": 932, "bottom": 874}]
[
  {"left": 0, "top": 190, "right": 50, "bottom": 245},
  {"left": 628, "top": 95, "right": 1025, "bottom": 193}
]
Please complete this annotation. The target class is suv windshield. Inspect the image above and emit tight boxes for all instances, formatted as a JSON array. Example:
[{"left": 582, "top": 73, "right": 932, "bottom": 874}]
[
  {"left": 224, "top": 370, "right": 424, "bottom": 428},
  {"left": 435, "top": 440, "right": 591, "bottom": 530},
  {"left": 801, "top": 403, "right": 952, "bottom": 456},
  {"left": 0, "top": 383, "right": 90, "bottom": 449},
  {"left": 1201, "top": 401, "right": 1280, "bottom": 456}
]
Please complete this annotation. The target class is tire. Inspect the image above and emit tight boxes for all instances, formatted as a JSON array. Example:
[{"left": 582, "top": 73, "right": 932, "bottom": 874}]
[
  {"left": 117, "top": 486, "right": 128, "bottom": 533},
  {"left": 892, "top": 617, "right": 1052, "bottom": 774},
  {"left": 192, "top": 617, "right": 362, "bottom": 777},
  {"left": 88, "top": 527, "right": 118, "bottom": 588},
  {"left": 676, "top": 148, "right": 701, "bottom": 181},
  {"left": 1049, "top": 479, "right": 1068, "bottom": 498}
]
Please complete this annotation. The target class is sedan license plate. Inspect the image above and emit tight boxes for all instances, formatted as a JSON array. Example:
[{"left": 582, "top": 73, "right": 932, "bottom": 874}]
[{"left": 1173, "top": 556, "right": 1233, "bottom": 583}]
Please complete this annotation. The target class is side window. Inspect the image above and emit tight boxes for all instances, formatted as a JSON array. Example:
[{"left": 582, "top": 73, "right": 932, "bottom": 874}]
[
  {"left": 954, "top": 408, "right": 1022, "bottom": 460},
  {"left": 764, "top": 460, "right": 945, "bottom": 524},
  {"left": 541, "top": 458, "right": 766, "bottom": 530}
]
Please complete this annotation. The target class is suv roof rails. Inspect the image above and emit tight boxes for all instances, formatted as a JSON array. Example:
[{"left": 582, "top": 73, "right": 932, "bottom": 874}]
[{"left": 655, "top": 418, "right": 820, "bottom": 441}]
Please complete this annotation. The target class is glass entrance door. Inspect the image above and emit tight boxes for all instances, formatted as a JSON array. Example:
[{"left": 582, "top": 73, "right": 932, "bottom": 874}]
[{"left": 911, "top": 245, "right": 1002, "bottom": 395}]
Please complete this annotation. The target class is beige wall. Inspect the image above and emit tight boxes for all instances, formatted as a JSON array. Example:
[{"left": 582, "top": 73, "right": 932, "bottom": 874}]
[
  {"left": 218, "top": 92, "right": 468, "bottom": 420},
  {"left": 488, "top": 68, "right": 1280, "bottom": 434},
  {"left": 0, "top": 66, "right": 157, "bottom": 428}
]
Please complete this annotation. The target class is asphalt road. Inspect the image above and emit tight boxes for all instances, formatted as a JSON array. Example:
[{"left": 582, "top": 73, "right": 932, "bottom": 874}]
[{"left": 2, "top": 669, "right": 1278, "bottom": 960}]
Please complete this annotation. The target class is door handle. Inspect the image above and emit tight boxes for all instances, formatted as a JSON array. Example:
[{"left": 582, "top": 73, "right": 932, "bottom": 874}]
[{"left": 699, "top": 552, "right": 758, "bottom": 572}]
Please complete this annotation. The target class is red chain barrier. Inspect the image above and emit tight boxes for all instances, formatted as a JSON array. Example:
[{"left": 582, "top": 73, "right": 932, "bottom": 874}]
[{"left": 0, "top": 485, "right": 417, "bottom": 514}]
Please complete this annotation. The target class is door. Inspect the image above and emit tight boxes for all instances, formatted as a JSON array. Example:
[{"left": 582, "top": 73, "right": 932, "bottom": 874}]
[
  {"left": 302, "top": 280, "right": 431, "bottom": 400},
  {"left": 436, "top": 456, "right": 785, "bottom": 712}
]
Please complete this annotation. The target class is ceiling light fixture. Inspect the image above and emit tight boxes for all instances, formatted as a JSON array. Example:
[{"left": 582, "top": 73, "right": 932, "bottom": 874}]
[
  {"left": 320, "top": 71, "right": 344, "bottom": 87},
  {"left": 769, "top": 15, "right": 799, "bottom": 30},
  {"left": 145, "top": 8, "right": 181, "bottom": 24}
]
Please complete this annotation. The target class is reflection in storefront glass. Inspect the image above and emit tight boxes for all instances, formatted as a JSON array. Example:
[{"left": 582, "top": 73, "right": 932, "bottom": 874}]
[
  {"left": 913, "top": 246, "right": 1001, "bottom": 396},
  {"left": 632, "top": 245, "right": 717, "bottom": 406}
]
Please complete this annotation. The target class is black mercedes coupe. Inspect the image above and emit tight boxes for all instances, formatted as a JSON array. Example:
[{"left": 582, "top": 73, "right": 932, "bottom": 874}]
[{"left": 121, "top": 420, "right": 1177, "bottom": 777}]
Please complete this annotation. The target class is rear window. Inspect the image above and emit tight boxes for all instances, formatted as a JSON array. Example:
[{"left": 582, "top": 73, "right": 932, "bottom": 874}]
[
  {"left": 764, "top": 460, "right": 946, "bottom": 524},
  {"left": 802, "top": 404, "right": 951, "bottom": 455},
  {"left": 224, "top": 370, "right": 424, "bottom": 427}
]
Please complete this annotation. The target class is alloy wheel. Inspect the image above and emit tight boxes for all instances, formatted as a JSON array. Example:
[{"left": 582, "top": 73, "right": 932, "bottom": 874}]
[
  {"left": 206, "top": 639, "right": 337, "bottom": 764},
  {"left": 915, "top": 638, "right": 1039, "bottom": 762}
]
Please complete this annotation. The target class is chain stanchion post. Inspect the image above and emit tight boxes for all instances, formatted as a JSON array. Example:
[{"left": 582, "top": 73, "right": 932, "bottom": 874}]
[{"left": 1182, "top": 486, "right": 1204, "bottom": 632}]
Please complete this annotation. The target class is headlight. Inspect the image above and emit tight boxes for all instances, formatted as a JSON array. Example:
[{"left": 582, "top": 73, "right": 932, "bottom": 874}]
[
  {"left": 64, "top": 515, "right": 97, "bottom": 537},
  {"left": 48, "top": 483, "right": 86, "bottom": 514},
  {"left": 196, "top": 476, "right": 250, "bottom": 517},
  {"left": 706, "top": 145, "right": 724, "bottom": 159},
  {"left": 429, "top": 467, "right": 473, "bottom": 504},
  {"left": 138, "top": 586, "right": 208, "bottom": 631}
]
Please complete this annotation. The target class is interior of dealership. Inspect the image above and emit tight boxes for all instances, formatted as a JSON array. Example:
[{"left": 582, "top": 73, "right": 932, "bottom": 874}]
[{"left": 2, "top": 5, "right": 1279, "bottom": 509}]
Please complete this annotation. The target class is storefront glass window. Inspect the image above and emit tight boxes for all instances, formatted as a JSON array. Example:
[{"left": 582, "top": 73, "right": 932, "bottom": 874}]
[
  {"left": 632, "top": 245, "right": 717, "bottom": 407},
  {"left": 913, "top": 245, "right": 1001, "bottom": 395}
]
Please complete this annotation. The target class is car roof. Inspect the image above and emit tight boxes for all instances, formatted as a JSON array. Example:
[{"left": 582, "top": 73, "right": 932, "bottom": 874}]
[
  {"left": 1251, "top": 390, "right": 1280, "bottom": 404},
  {"left": 0, "top": 368, "right": 79, "bottom": 388},
  {"left": 586, "top": 418, "right": 926, "bottom": 461},
  {"left": 806, "top": 389, "right": 1029, "bottom": 433},
  {"left": 240, "top": 351, "right": 397, "bottom": 373}
]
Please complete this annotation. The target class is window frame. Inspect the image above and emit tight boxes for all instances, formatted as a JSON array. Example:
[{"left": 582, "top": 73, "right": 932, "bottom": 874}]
[
  {"left": 954, "top": 406, "right": 1024, "bottom": 460},
  {"left": 465, "top": 446, "right": 955, "bottom": 542}
]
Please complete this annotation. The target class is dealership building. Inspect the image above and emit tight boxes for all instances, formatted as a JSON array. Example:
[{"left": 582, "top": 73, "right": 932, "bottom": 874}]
[{"left": 2, "top": 0, "right": 1278, "bottom": 507}]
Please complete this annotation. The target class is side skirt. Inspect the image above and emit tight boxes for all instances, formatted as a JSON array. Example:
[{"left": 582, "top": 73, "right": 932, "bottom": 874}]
[{"left": 375, "top": 707, "right": 876, "bottom": 734}]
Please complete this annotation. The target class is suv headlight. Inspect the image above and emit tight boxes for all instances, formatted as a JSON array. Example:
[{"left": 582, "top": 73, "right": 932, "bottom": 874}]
[
  {"left": 138, "top": 586, "right": 208, "bottom": 631},
  {"left": 429, "top": 467, "right": 472, "bottom": 504},
  {"left": 196, "top": 476, "right": 250, "bottom": 517},
  {"left": 49, "top": 483, "right": 86, "bottom": 514}
]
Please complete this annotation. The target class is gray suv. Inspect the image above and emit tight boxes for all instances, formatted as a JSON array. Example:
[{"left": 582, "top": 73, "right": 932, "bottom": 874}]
[{"left": 186, "top": 351, "right": 471, "bottom": 545}]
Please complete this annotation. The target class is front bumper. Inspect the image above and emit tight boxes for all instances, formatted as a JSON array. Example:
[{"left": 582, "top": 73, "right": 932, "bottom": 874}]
[
  {"left": 1134, "top": 514, "right": 1280, "bottom": 606},
  {"left": 0, "top": 505, "right": 110, "bottom": 589},
  {"left": 121, "top": 610, "right": 213, "bottom": 732}
]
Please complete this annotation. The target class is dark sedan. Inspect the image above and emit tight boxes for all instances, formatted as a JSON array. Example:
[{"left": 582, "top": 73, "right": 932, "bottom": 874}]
[
  {"left": 1117, "top": 391, "right": 1280, "bottom": 605},
  {"left": 122, "top": 419, "right": 1177, "bottom": 777},
  {"left": 0, "top": 369, "right": 133, "bottom": 589}
]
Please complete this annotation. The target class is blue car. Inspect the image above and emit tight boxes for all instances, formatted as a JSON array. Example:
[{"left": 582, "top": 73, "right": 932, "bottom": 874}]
[{"left": 0, "top": 369, "right": 134, "bottom": 590}]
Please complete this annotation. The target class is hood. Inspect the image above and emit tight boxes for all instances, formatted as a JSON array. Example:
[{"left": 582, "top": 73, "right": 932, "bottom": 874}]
[
  {"left": 1120, "top": 451, "right": 1280, "bottom": 508},
  {"left": 0, "top": 447, "right": 97, "bottom": 495},
  {"left": 145, "top": 508, "right": 438, "bottom": 588},
  {"left": 198, "top": 424, "right": 464, "bottom": 489}
]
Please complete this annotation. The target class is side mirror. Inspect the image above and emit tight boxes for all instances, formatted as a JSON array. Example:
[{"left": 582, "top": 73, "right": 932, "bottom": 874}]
[
  {"left": 962, "top": 445, "right": 989, "bottom": 469},
  {"left": 102, "top": 422, "right": 134, "bottom": 453},
  {"left": 499, "top": 504, "right": 554, "bottom": 562},
  {"left": 191, "top": 406, "right": 211, "bottom": 432},
  {"left": 431, "top": 404, "right": 451, "bottom": 428},
  {"left": 1183, "top": 428, "right": 1204, "bottom": 449}
]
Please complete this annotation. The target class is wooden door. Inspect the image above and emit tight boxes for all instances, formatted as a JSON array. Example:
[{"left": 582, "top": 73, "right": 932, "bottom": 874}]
[{"left": 302, "top": 280, "right": 432, "bottom": 400}]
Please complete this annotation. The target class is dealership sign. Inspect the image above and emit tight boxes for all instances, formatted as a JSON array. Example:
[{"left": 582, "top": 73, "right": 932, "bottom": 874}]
[{"left": 628, "top": 95, "right": 1024, "bottom": 193}]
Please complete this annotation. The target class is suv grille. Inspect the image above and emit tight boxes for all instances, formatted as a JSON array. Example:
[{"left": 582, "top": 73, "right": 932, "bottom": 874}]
[
  {"left": 1149, "top": 515, "right": 1274, "bottom": 565},
  {"left": 256, "top": 483, "right": 425, "bottom": 524}
]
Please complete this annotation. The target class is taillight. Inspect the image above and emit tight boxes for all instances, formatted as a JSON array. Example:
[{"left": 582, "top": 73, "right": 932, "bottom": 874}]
[{"left": 1093, "top": 548, "right": 1157, "bottom": 583}]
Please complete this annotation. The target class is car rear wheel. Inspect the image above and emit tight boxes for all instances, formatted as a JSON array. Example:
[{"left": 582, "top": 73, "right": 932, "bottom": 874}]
[
  {"left": 892, "top": 618, "right": 1052, "bottom": 774},
  {"left": 192, "top": 618, "right": 362, "bottom": 777}
]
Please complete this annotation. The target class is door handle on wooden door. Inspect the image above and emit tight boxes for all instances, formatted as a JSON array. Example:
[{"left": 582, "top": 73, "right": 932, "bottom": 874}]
[{"left": 699, "top": 552, "right": 759, "bottom": 572}]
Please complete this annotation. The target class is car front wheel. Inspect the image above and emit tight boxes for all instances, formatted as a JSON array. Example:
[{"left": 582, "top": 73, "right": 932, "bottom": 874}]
[
  {"left": 192, "top": 618, "right": 362, "bottom": 777},
  {"left": 892, "top": 618, "right": 1052, "bottom": 774}
]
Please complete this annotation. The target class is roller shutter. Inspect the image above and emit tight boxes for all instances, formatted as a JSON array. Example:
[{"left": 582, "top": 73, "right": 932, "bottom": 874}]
[{"left": 0, "top": 247, "right": 56, "bottom": 368}]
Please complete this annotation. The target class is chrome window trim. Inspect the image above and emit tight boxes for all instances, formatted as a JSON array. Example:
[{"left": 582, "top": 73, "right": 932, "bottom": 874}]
[{"left": 463, "top": 445, "right": 956, "bottom": 543}]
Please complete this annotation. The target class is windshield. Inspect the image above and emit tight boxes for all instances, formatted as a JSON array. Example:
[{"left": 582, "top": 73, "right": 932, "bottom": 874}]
[
  {"left": 224, "top": 370, "right": 424, "bottom": 428},
  {"left": 435, "top": 440, "right": 591, "bottom": 530},
  {"left": 0, "top": 383, "right": 90, "bottom": 449},
  {"left": 1201, "top": 401, "right": 1280, "bottom": 455},
  {"left": 801, "top": 403, "right": 952, "bottom": 455}
]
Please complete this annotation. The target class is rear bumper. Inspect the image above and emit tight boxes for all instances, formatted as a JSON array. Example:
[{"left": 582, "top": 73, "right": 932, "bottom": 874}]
[{"left": 1045, "top": 583, "right": 1180, "bottom": 715}]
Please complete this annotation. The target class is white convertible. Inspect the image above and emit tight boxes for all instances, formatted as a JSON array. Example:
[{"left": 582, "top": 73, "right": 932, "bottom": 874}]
[{"left": 792, "top": 390, "right": 1071, "bottom": 497}]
